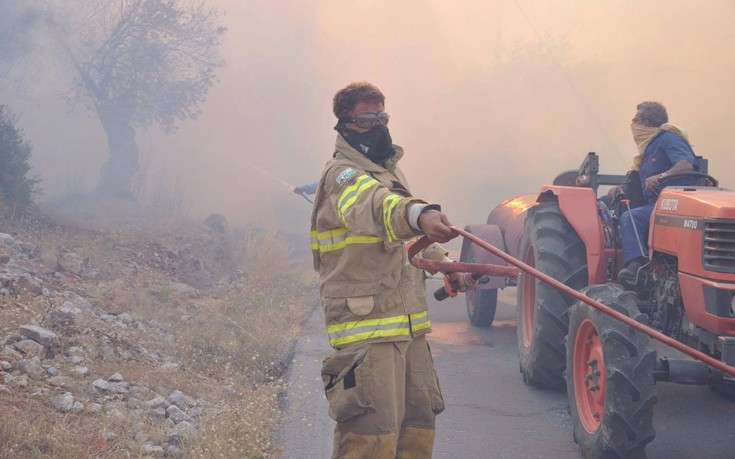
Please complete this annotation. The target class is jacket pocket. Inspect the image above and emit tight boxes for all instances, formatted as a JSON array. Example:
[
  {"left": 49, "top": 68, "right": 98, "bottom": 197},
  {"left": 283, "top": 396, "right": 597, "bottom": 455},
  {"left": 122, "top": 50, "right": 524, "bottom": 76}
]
[
  {"left": 321, "top": 346, "right": 374, "bottom": 423},
  {"left": 346, "top": 295, "right": 374, "bottom": 316}
]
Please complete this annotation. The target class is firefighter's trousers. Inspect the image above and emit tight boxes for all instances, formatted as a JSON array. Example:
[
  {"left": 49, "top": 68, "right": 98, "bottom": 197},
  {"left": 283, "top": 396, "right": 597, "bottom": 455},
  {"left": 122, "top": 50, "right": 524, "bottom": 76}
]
[{"left": 321, "top": 334, "right": 445, "bottom": 459}]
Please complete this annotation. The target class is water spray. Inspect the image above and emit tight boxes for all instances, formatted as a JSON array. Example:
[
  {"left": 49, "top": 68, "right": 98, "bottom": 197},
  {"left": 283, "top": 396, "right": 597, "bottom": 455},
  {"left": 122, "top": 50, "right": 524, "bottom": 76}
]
[{"left": 251, "top": 164, "right": 313, "bottom": 204}]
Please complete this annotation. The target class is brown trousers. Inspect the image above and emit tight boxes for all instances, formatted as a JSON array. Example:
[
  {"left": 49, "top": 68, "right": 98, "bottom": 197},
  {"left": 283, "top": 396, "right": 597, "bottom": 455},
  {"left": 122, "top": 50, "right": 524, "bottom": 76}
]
[{"left": 321, "top": 335, "right": 445, "bottom": 459}]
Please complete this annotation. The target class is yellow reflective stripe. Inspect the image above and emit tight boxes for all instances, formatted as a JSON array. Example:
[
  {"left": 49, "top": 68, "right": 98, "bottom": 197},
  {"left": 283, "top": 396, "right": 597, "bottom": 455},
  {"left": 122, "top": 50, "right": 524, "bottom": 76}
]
[
  {"left": 330, "top": 328, "right": 410, "bottom": 347},
  {"left": 410, "top": 311, "right": 431, "bottom": 331},
  {"left": 310, "top": 227, "right": 382, "bottom": 252},
  {"left": 328, "top": 314, "right": 411, "bottom": 347},
  {"left": 327, "top": 314, "right": 409, "bottom": 333},
  {"left": 382, "top": 194, "right": 402, "bottom": 242},
  {"left": 410, "top": 311, "right": 428, "bottom": 320},
  {"left": 327, "top": 311, "right": 432, "bottom": 346},
  {"left": 338, "top": 175, "right": 379, "bottom": 223},
  {"left": 320, "top": 235, "right": 383, "bottom": 252}
]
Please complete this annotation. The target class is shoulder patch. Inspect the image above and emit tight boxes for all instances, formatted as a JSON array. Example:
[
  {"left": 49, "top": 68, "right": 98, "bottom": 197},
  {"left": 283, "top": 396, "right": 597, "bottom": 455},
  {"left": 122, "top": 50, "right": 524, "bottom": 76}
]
[{"left": 336, "top": 168, "right": 356, "bottom": 187}]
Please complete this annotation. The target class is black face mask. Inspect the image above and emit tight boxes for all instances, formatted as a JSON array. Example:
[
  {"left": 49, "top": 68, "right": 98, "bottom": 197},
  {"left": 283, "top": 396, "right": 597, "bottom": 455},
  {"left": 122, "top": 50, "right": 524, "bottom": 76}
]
[{"left": 338, "top": 124, "right": 396, "bottom": 164}]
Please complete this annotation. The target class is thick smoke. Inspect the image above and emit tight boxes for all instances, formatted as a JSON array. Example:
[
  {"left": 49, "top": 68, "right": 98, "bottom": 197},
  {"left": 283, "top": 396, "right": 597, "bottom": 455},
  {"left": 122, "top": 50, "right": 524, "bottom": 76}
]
[{"left": 3, "top": 0, "right": 735, "bottom": 238}]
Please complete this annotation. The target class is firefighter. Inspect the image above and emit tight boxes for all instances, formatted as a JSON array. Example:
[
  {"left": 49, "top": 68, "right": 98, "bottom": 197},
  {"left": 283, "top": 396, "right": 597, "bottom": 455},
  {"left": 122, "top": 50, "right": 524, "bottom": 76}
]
[{"left": 311, "top": 81, "right": 469, "bottom": 458}]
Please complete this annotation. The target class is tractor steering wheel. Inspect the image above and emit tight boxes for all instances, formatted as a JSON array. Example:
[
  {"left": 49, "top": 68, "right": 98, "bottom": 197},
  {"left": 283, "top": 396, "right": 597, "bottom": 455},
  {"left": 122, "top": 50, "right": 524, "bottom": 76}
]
[{"left": 653, "top": 171, "right": 719, "bottom": 196}]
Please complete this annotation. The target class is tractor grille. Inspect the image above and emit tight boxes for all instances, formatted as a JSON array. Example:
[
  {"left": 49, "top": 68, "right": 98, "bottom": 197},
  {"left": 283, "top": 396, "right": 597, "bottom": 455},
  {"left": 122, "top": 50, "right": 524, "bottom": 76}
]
[{"left": 703, "top": 220, "right": 735, "bottom": 273}]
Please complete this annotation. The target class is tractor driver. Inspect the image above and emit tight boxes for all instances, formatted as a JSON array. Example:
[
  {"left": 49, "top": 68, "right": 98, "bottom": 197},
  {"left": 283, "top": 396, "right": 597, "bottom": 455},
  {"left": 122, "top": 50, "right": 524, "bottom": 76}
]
[{"left": 610, "top": 101, "right": 698, "bottom": 285}]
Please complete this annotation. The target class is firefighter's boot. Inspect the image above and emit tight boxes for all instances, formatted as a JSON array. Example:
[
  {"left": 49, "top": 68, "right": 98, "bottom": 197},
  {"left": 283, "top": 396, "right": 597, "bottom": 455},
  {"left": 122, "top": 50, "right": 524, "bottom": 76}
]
[
  {"left": 332, "top": 429, "right": 397, "bottom": 459},
  {"left": 396, "top": 425, "right": 435, "bottom": 458}
]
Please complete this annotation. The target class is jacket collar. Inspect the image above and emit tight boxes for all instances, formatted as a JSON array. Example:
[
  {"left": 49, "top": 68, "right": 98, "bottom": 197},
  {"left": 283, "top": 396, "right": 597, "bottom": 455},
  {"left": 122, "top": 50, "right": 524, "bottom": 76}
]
[{"left": 334, "top": 133, "right": 404, "bottom": 173}]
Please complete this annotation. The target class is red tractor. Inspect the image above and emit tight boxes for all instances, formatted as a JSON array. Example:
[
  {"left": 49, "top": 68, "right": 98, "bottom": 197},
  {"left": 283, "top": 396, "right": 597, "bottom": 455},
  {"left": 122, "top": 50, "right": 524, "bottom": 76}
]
[{"left": 459, "top": 152, "right": 735, "bottom": 458}]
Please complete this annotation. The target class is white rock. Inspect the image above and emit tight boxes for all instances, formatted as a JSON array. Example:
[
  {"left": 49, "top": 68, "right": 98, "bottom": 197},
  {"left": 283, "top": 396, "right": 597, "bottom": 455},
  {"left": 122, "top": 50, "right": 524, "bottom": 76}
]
[
  {"left": 13, "top": 339, "right": 45, "bottom": 358},
  {"left": 166, "top": 390, "right": 189, "bottom": 408},
  {"left": 92, "top": 379, "right": 109, "bottom": 391},
  {"left": 0, "top": 347, "right": 23, "bottom": 362},
  {"left": 50, "top": 392, "right": 75, "bottom": 412},
  {"left": 87, "top": 403, "right": 102, "bottom": 414},
  {"left": 57, "top": 252, "right": 84, "bottom": 275},
  {"left": 150, "top": 407, "right": 166, "bottom": 418},
  {"left": 4, "top": 373, "right": 28, "bottom": 387},
  {"left": 165, "top": 405, "right": 192, "bottom": 424},
  {"left": 164, "top": 420, "right": 198, "bottom": 444},
  {"left": 19, "top": 325, "right": 60, "bottom": 347},
  {"left": 18, "top": 357, "right": 46, "bottom": 380},
  {"left": 73, "top": 366, "right": 89, "bottom": 376},
  {"left": 67, "top": 346, "right": 85, "bottom": 357},
  {"left": 49, "top": 301, "right": 82, "bottom": 326},
  {"left": 109, "top": 382, "right": 130, "bottom": 394},
  {"left": 145, "top": 396, "right": 169, "bottom": 409}
]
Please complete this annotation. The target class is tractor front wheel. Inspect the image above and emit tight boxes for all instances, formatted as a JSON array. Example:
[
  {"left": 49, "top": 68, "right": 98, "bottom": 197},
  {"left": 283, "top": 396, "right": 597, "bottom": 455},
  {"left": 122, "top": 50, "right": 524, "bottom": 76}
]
[
  {"left": 517, "top": 201, "right": 588, "bottom": 389},
  {"left": 567, "top": 284, "right": 658, "bottom": 458}
]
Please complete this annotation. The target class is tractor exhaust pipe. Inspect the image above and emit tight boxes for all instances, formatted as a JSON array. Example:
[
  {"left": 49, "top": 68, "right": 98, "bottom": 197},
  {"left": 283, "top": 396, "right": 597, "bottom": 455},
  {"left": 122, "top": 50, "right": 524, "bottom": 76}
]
[{"left": 654, "top": 358, "right": 723, "bottom": 385}]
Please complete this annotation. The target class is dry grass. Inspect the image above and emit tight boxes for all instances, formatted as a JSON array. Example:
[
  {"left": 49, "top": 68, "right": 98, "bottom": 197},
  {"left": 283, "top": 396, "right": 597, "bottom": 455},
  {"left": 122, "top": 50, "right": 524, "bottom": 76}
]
[
  {"left": 0, "top": 394, "right": 131, "bottom": 458},
  {"left": 0, "top": 211, "right": 317, "bottom": 458}
]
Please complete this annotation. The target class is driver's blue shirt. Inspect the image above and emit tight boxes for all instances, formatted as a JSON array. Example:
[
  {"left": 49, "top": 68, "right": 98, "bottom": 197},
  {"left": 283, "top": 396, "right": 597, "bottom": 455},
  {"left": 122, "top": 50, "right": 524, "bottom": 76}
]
[{"left": 638, "top": 131, "right": 698, "bottom": 199}]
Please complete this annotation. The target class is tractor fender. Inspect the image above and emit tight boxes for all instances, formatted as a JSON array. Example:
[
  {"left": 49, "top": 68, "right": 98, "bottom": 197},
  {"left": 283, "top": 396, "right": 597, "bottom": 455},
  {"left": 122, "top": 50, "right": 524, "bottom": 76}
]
[
  {"left": 459, "top": 224, "right": 508, "bottom": 289},
  {"left": 537, "top": 185, "right": 606, "bottom": 284},
  {"left": 486, "top": 194, "right": 538, "bottom": 259}
]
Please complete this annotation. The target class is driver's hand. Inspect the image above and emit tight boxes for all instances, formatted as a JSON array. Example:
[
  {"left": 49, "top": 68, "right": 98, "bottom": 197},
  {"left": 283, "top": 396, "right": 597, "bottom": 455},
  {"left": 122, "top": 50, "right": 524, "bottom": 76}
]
[{"left": 645, "top": 175, "right": 661, "bottom": 192}]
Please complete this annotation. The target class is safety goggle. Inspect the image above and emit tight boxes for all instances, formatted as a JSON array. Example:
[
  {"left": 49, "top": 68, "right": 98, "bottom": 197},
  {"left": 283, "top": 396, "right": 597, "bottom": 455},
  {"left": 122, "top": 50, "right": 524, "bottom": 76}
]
[{"left": 348, "top": 111, "right": 390, "bottom": 129}]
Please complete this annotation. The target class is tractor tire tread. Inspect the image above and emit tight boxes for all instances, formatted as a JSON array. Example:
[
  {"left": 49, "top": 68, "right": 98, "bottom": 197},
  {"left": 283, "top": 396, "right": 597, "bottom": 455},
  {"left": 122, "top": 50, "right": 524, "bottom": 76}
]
[
  {"left": 518, "top": 201, "right": 588, "bottom": 390},
  {"left": 567, "top": 284, "right": 657, "bottom": 459}
]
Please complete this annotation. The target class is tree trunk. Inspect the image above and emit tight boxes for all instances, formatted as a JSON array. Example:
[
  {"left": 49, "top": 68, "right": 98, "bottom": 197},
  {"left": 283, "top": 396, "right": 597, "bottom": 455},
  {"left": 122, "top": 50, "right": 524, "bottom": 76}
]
[{"left": 96, "top": 117, "right": 139, "bottom": 199}]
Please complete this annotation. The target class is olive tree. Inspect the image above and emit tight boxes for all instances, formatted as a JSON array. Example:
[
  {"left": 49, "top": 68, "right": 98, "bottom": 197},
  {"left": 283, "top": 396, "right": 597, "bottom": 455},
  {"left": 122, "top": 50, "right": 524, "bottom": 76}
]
[
  {"left": 62, "top": 0, "right": 226, "bottom": 198},
  {"left": 1, "top": 0, "right": 226, "bottom": 199}
]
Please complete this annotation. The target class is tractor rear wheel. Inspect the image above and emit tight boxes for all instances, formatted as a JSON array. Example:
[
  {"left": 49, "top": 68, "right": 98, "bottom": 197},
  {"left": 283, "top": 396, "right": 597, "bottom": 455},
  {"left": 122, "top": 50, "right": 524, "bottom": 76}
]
[
  {"left": 466, "top": 288, "right": 498, "bottom": 327},
  {"left": 517, "top": 201, "right": 588, "bottom": 389},
  {"left": 567, "top": 284, "right": 657, "bottom": 459}
]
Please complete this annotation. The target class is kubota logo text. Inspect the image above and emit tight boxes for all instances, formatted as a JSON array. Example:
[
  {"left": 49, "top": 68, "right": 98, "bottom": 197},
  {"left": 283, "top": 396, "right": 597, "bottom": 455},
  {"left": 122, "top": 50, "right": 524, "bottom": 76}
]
[{"left": 660, "top": 198, "right": 679, "bottom": 211}]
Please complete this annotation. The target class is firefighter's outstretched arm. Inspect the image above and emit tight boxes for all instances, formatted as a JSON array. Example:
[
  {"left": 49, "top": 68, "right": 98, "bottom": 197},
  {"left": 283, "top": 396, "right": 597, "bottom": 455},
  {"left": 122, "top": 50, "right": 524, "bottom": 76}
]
[{"left": 417, "top": 209, "right": 457, "bottom": 244}]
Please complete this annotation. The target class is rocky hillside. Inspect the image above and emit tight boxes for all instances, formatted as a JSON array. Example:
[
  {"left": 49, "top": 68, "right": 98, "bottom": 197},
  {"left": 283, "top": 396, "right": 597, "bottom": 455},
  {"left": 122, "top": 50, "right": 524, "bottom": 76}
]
[{"left": 0, "top": 207, "right": 316, "bottom": 458}]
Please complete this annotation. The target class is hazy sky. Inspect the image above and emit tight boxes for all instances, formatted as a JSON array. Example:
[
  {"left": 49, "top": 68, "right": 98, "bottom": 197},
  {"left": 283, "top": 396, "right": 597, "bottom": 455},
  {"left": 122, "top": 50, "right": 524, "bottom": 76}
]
[{"left": 5, "top": 0, "right": 735, "bottom": 239}]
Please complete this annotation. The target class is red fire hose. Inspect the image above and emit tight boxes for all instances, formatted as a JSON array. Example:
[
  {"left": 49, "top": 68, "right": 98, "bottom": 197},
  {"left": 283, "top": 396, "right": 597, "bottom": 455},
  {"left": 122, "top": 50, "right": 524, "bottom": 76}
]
[{"left": 408, "top": 226, "right": 735, "bottom": 379}]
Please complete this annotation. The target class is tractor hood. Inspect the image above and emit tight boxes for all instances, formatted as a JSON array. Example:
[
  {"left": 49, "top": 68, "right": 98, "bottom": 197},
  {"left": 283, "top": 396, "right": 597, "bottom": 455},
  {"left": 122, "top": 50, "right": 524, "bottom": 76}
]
[{"left": 656, "top": 187, "right": 735, "bottom": 220}]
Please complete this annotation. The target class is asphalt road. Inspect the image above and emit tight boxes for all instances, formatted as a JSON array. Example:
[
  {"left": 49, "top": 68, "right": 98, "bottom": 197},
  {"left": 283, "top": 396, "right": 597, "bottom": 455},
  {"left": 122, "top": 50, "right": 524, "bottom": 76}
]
[{"left": 278, "top": 281, "right": 735, "bottom": 458}]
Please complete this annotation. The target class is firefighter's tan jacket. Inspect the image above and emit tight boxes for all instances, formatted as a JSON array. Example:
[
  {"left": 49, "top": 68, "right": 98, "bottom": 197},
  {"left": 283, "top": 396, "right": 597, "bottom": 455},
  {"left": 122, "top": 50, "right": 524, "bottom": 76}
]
[{"left": 311, "top": 134, "right": 438, "bottom": 349}]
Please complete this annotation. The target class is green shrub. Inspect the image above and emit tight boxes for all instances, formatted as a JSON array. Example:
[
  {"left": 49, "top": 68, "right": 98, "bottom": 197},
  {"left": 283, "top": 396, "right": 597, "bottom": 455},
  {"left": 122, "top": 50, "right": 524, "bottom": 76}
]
[{"left": 0, "top": 104, "right": 39, "bottom": 209}]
